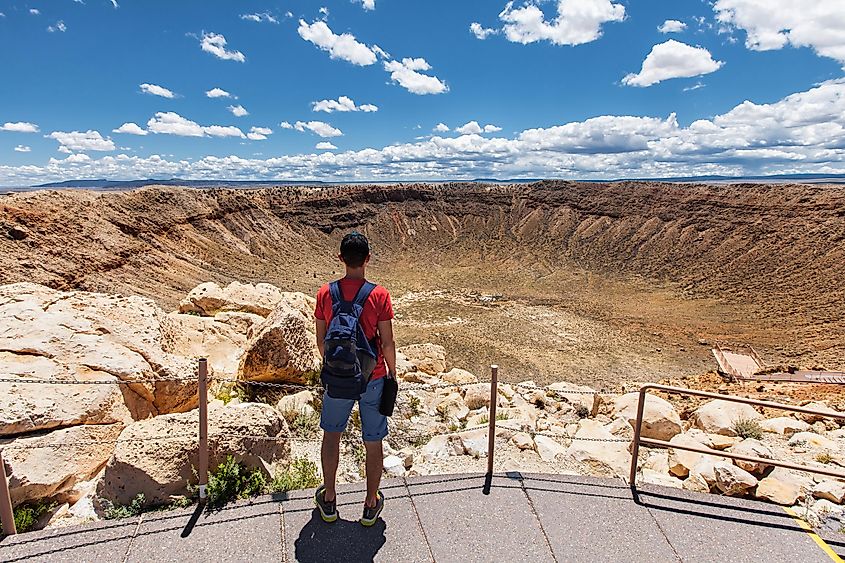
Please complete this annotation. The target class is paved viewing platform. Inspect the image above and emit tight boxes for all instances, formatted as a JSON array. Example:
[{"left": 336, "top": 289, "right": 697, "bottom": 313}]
[{"left": 1, "top": 473, "right": 841, "bottom": 562}]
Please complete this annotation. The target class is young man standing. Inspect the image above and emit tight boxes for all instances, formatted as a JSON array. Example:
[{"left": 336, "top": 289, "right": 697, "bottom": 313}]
[{"left": 313, "top": 232, "right": 396, "bottom": 526}]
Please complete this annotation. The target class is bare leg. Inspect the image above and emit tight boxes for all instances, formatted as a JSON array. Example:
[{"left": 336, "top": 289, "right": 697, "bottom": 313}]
[
  {"left": 321, "top": 431, "right": 342, "bottom": 501},
  {"left": 364, "top": 440, "right": 383, "bottom": 507}
]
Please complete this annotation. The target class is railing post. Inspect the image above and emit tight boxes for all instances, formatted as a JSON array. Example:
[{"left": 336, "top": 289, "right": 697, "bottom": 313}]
[
  {"left": 628, "top": 387, "right": 648, "bottom": 489},
  {"left": 0, "top": 449, "right": 16, "bottom": 536},
  {"left": 486, "top": 365, "right": 499, "bottom": 476},
  {"left": 198, "top": 358, "right": 209, "bottom": 503}
]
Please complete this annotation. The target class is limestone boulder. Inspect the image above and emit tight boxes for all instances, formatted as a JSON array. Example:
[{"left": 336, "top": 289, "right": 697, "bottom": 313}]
[
  {"left": 683, "top": 473, "right": 711, "bottom": 494},
  {"left": 434, "top": 394, "right": 470, "bottom": 423},
  {"left": 535, "top": 435, "right": 567, "bottom": 462},
  {"left": 395, "top": 351, "right": 414, "bottom": 376},
  {"left": 760, "top": 417, "right": 811, "bottom": 436},
  {"left": 689, "top": 456, "right": 729, "bottom": 488},
  {"left": 420, "top": 435, "right": 462, "bottom": 461},
  {"left": 162, "top": 313, "right": 248, "bottom": 377},
  {"left": 383, "top": 455, "right": 405, "bottom": 477},
  {"left": 566, "top": 420, "right": 631, "bottom": 477},
  {"left": 98, "top": 402, "right": 289, "bottom": 506},
  {"left": 787, "top": 432, "right": 838, "bottom": 450},
  {"left": 547, "top": 382, "right": 600, "bottom": 417},
  {"left": 714, "top": 462, "right": 758, "bottom": 496},
  {"left": 728, "top": 439, "right": 774, "bottom": 475},
  {"left": 642, "top": 470, "right": 683, "bottom": 489},
  {"left": 459, "top": 429, "right": 488, "bottom": 458},
  {"left": 398, "top": 344, "right": 446, "bottom": 375},
  {"left": 612, "top": 392, "right": 682, "bottom": 441},
  {"left": 755, "top": 469, "right": 807, "bottom": 505},
  {"left": 4, "top": 424, "right": 123, "bottom": 506},
  {"left": 440, "top": 368, "right": 478, "bottom": 385},
  {"left": 213, "top": 312, "right": 266, "bottom": 337},
  {"left": 691, "top": 400, "right": 762, "bottom": 436},
  {"left": 813, "top": 480, "right": 845, "bottom": 504},
  {"left": 238, "top": 299, "right": 321, "bottom": 385},
  {"left": 179, "top": 282, "right": 313, "bottom": 318},
  {"left": 0, "top": 283, "right": 198, "bottom": 424},
  {"left": 668, "top": 433, "right": 715, "bottom": 478},
  {"left": 276, "top": 391, "right": 316, "bottom": 418},
  {"left": 511, "top": 432, "right": 535, "bottom": 451},
  {"left": 796, "top": 401, "right": 842, "bottom": 425},
  {"left": 463, "top": 383, "right": 491, "bottom": 410}
]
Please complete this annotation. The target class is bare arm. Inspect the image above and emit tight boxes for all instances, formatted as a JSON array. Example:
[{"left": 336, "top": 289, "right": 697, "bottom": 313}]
[
  {"left": 316, "top": 319, "right": 327, "bottom": 359},
  {"left": 378, "top": 319, "right": 396, "bottom": 375}
]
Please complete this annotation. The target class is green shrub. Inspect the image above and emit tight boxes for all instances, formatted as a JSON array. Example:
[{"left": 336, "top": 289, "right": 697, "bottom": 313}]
[
  {"left": 732, "top": 417, "right": 763, "bottom": 440},
  {"left": 815, "top": 452, "right": 833, "bottom": 464},
  {"left": 408, "top": 395, "right": 422, "bottom": 417},
  {"left": 287, "top": 411, "right": 321, "bottom": 439},
  {"left": 13, "top": 500, "right": 55, "bottom": 533},
  {"left": 206, "top": 456, "right": 268, "bottom": 509},
  {"left": 103, "top": 493, "right": 145, "bottom": 520},
  {"left": 270, "top": 457, "right": 321, "bottom": 493}
]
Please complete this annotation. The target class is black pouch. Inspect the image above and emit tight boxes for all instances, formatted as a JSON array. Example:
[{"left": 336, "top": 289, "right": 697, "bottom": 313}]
[{"left": 379, "top": 372, "right": 398, "bottom": 417}]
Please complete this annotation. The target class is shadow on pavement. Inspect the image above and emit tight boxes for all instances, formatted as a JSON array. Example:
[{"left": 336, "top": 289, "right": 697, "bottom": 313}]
[{"left": 294, "top": 509, "right": 386, "bottom": 563}]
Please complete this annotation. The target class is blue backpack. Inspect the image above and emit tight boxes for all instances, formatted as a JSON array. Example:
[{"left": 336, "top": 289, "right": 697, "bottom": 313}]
[{"left": 320, "top": 280, "right": 378, "bottom": 399}]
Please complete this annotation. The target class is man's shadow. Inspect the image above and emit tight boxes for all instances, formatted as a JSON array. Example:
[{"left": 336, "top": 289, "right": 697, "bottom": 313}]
[{"left": 294, "top": 509, "right": 386, "bottom": 563}]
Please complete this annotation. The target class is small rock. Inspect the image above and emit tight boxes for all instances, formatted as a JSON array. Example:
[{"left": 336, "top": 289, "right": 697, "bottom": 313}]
[
  {"left": 440, "top": 368, "right": 478, "bottom": 385},
  {"left": 797, "top": 401, "right": 841, "bottom": 424},
  {"left": 755, "top": 469, "right": 805, "bottom": 505},
  {"left": 398, "top": 344, "right": 447, "bottom": 375},
  {"left": 707, "top": 434, "right": 739, "bottom": 450},
  {"left": 760, "top": 417, "right": 811, "bottom": 436},
  {"left": 787, "top": 432, "right": 838, "bottom": 450},
  {"left": 668, "top": 433, "right": 714, "bottom": 477},
  {"left": 547, "top": 382, "right": 600, "bottom": 417},
  {"left": 642, "top": 470, "right": 682, "bottom": 489},
  {"left": 813, "top": 480, "right": 845, "bottom": 504},
  {"left": 459, "top": 429, "right": 489, "bottom": 458},
  {"left": 463, "top": 383, "right": 492, "bottom": 410},
  {"left": 714, "top": 462, "right": 758, "bottom": 496},
  {"left": 612, "top": 392, "right": 683, "bottom": 441},
  {"left": 535, "top": 435, "right": 567, "bottom": 462},
  {"left": 728, "top": 439, "right": 774, "bottom": 475},
  {"left": 383, "top": 455, "right": 405, "bottom": 477},
  {"left": 276, "top": 390, "right": 315, "bottom": 417},
  {"left": 511, "top": 432, "right": 535, "bottom": 451}
]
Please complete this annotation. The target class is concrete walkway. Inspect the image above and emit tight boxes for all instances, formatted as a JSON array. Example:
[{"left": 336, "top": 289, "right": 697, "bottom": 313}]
[{"left": 1, "top": 473, "right": 841, "bottom": 562}]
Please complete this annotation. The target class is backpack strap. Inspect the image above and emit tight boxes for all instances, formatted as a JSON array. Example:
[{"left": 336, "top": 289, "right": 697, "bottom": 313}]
[
  {"left": 352, "top": 281, "right": 376, "bottom": 309},
  {"left": 328, "top": 281, "right": 344, "bottom": 306}
]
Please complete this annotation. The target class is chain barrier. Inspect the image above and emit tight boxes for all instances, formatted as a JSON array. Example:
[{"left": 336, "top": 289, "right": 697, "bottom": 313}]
[
  {"left": 1, "top": 432, "right": 198, "bottom": 450},
  {"left": 0, "top": 376, "right": 198, "bottom": 386}
]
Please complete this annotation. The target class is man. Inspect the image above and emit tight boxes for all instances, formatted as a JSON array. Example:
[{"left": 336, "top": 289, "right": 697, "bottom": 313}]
[{"left": 313, "top": 232, "right": 396, "bottom": 526}]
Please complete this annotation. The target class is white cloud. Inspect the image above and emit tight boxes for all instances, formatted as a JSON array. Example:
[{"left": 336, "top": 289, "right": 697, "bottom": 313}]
[
  {"left": 30, "top": 9, "right": 40, "bottom": 15},
  {"left": 113, "top": 122, "right": 148, "bottom": 135},
  {"left": 484, "top": 124, "right": 503, "bottom": 133},
  {"left": 293, "top": 121, "right": 343, "bottom": 137},
  {"left": 280, "top": 121, "right": 293, "bottom": 129},
  {"left": 1, "top": 122, "right": 40, "bottom": 133},
  {"left": 297, "top": 20, "right": 377, "bottom": 66},
  {"left": 455, "top": 121, "right": 503, "bottom": 134},
  {"left": 47, "top": 130, "right": 115, "bottom": 152},
  {"left": 228, "top": 105, "right": 249, "bottom": 117},
  {"left": 247, "top": 126, "right": 273, "bottom": 141},
  {"left": 319, "top": 7, "right": 329, "bottom": 17},
  {"left": 140, "top": 83, "right": 176, "bottom": 98},
  {"left": 206, "top": 87, "right": 233, "bottom": 98},
  {"left": 497, "top": 0, "right": 625, "bottom": 46},
  {"left": 316, "top": 142, "right": 338, "bottom": 150},
  {"left": 65, "top": 153, "right": 92, "bottom": 164},
  {"left": 47, "top": 20, "right": 67, "bottom": 33},
  {"left": 14, "top": 145, "right": 31, "bottom": 153},
  {"left": 110, "top": 0, "right": 118, "bottom": 8},
  {"left": 146, "top": 112, "right": 245, "bottom": 138},
  {"left": 240, "top": 12, "right": 278, "bottom": 24},
  {"left": 357, "top": 0, "right": 375, "bottom": 11},
  {"left": 372, "top": 45, "right": 390, "bottom": 59},
  {"left": 470, "top": 22, "right": 498, "bottom": 40},
  {"left": 434, "top": 123, "right": 450, "bottom": 133},
  {"left": 384, "top": 58, "right": 448, "bottom": 95},
  {"left": 714, "top": 0, "right": 845, "bottom": 66},
  {"left": 200, "top": 32, "right": 246, "bottom": 63},
  {"left": 684, "top": 82, "right": 706, "bottom": 92},
  {"left": 623, "top": 40, "right": 724, "bottom": 87},
  {"left": 0, "top": 12, "right": 6, "bottom": 17},
  {"left": 312, "top": 96, "right": 378, "bottom": 113},
  {"left": 658, "top": 20, "right": 686, "bottom": 34}
]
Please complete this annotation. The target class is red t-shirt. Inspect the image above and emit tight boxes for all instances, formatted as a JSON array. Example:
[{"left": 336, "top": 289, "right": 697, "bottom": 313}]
[{"left": 315, "top": 278, "right": 394, "bottom": 380}]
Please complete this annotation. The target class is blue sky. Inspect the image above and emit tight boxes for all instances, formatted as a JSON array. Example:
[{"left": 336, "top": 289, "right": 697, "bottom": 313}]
[{"left": 1, "top": 0, "right": 844, "bottom": 185}]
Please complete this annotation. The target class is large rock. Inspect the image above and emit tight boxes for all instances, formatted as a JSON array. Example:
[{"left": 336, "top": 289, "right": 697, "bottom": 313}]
[
  {"left": 0, "top": 283, "right": 198, "bottom": 426},
  {"left": 713, "top": 462, "right": 758, "bottom": 496},
  {"left": 566, "top": 420, "right": 631, "bottom": 477},
  {"left": 462, "top": 383, "right": 491, "bottom": 410},
  {"left": 162, "top": 313, "right": 248, "bottom": 377},
  {"left": 238, "top": 298, "right": 321, "bottom": 385},
  {"left": 547, "top": 382, "right": 600, "bottom": 417},
  {"left": 692, "top": 400, "right": 762, "bottom": 436},
  {"left": 760, "top": 417, "right": 811, "bottom": 436},
  {"left": 728, "top": 439, "right": 774, "bottom": 475},
  {"left": 535, "top": 435, "right": 567, "bottom": 462},
  {"left": 98, "top": 402, "right": 289, "bottom": 506},
  {"left": 612, "top": 392, "right": 682, "bottom": 441},
  {"left": 787, "top": 432, "right": 839, "bottom": 450},
  {"left": 398, "top": 344, "right": 446, "bottom": 375},
  {"left": 755, "top": 469, "right": 806, "bottom": 505},
  {"left": 276, "top": 391, "right": 316, "bottom": 418},
  {"left": 689, "top": 456, "right": 729, "bottom": 488},
  {"left": 434, "top": 393, "right": 470, "bottom": 423},
  {"left": 441, "top": 368, "right": 478, "bottom": 386},
  {"left": 796, "top": 401, "right": 842, "bottom": 424},
  {"left": 668, "top": 433, "right": 715, "bottom": 478},
  {"left": 459, "top": 429, "right": 488, "bottom": 458},
  {"left": 4, "top": 424, "right": 123, "bottom": 506},
  {"left": 178, "top": 282, "right": 313, "bottom": 318},
  {"left": 813, "top": 480, "right": 845, "bottom": 504}
]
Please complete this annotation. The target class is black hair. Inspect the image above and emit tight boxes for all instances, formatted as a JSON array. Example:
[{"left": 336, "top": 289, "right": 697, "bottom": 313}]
[{"left": 340, "top": 232, "right": 370, "bottom": 268}]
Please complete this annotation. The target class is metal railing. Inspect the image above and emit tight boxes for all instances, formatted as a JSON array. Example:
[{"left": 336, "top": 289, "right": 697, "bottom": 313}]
[{"left": 629, "top": 384, "right": 845, "bottom": 488}]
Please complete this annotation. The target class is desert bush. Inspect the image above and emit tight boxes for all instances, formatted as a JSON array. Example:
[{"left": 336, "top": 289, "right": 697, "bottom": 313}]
[
  {"left": 207, "top": 456, "right": 266, "bottom": 509},
  {"left": 815, "top": 452, "right": 833, "bottom": 464},
  {"left": 731, "top": 417, "right": 763, "bottom": 440},
  {"left": 103, "top": 493, "right": 145, "bottom": 520},
  {"left": 575, "top": 405, "right": 590, "bottom": 419},
  {"left": 270, "top": 457, "right": 320, "bottom": 493},
  {"left": 287, "top": 411, "right": 321, "bottom": 439},
  {"left": 13, "top": 500, "right": 55, "bottom": 533},
  {"left": 408, "top": 395, "right": 422, "bottom": 417}
]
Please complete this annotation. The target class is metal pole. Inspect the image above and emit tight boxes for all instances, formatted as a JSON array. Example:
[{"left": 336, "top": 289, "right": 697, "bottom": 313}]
[
  {"left": 198, "top": 358, "right": 208, "bottom": 502},
  {"left": 628, "top": 387, "right": 648, "bottom": 489},
  {"left": 0, "top": 449, "right": 16, "bottom": 536},
  {"left": 486, "top": 365, "right": 499, "bottom": 475}
]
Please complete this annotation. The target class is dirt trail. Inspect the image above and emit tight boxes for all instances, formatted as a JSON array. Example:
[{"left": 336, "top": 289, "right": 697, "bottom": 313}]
[{"left": 1, "top": 181, "right": 843, "bottom": 386}]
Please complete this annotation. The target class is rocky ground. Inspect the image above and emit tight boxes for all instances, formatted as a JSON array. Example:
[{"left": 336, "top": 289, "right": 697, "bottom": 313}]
[{"left": 0, "top": 281, "right": 842, "bottom": 535}]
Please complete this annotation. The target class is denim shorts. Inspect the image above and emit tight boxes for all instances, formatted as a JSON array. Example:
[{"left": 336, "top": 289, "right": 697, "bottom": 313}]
[{"left": 320, "top": 377, "right": 388, "bottom": 442}]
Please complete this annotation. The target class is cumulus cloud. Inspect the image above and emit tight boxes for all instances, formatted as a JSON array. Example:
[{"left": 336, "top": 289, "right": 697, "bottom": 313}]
[
  {"left": 714, "top": 0, "right": 845, "bottom": 66},
  {"left": 434, "top": 123, "right": 450, "bottom": 133},
  {"left": 200, "top": 32, "right": 246, "bottom": 63},
  {"left": 498, "top": 0, "right": 625, "bottom": 46},
  {"left": 312, "top": 96, "right": 378, "bottom": 113},
  {"left": 113, "top": 122, "right": 148, "bottom": 135},
  {"left": 384, "top": 58, "right": 448, "bottom": 95},
  {"left": 247, "top": 127, "right": 273, "bottom": 141},
  {"left": 316, "top": 142, "right": 338, "bottom": 150},
  {"left": 293, "top": 121, "right": 343, "bottom": 137},
  {"left": 206, "top": 88, "right": 232, "bottom": 98},
  {"left": 29, "top": 9, "right": 40, "bottom": 15},
  {"left": 14, "top": 145, "right": 31, "bottom": 153},
  {"left": 623, "top": 40, "right": 724, "bottom": 87},
  {"left": 47, "top": 20, "right": 67, "bottom": 32},
  {"left": 9, "top": 81, "right": 845, "bottom": 185},
  {"left": 658, "top": 20, "right": 686, "bottom": 34},
  {"left": 470, "top": 22, "right": 498, "bottom": 39},
  {"left": 228, "top": 105, "right": 249, "bottom": 117},
  {"left": 455, "top": 121, "right": 503, "bottom": 134},
  {"left": 47, "top": 130, "right": 115, "bottom": 152},
  {"left": 240, "top": 12, "right": 278, "bottom": 24},
  {"left": 140, "top": 83, "right": 176, "bottom": 98},
  {"left": 297, "top": 20, "right": 377, "bottom": 66},
  {"left": 146, "top": 112, "right": 245, "bottom": 138},
  {"left": 357, "top": 0, "right": 375, "bottom": 10},
  {"left": 1, "top": 122, "right": 40, "bottom": 133}
]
